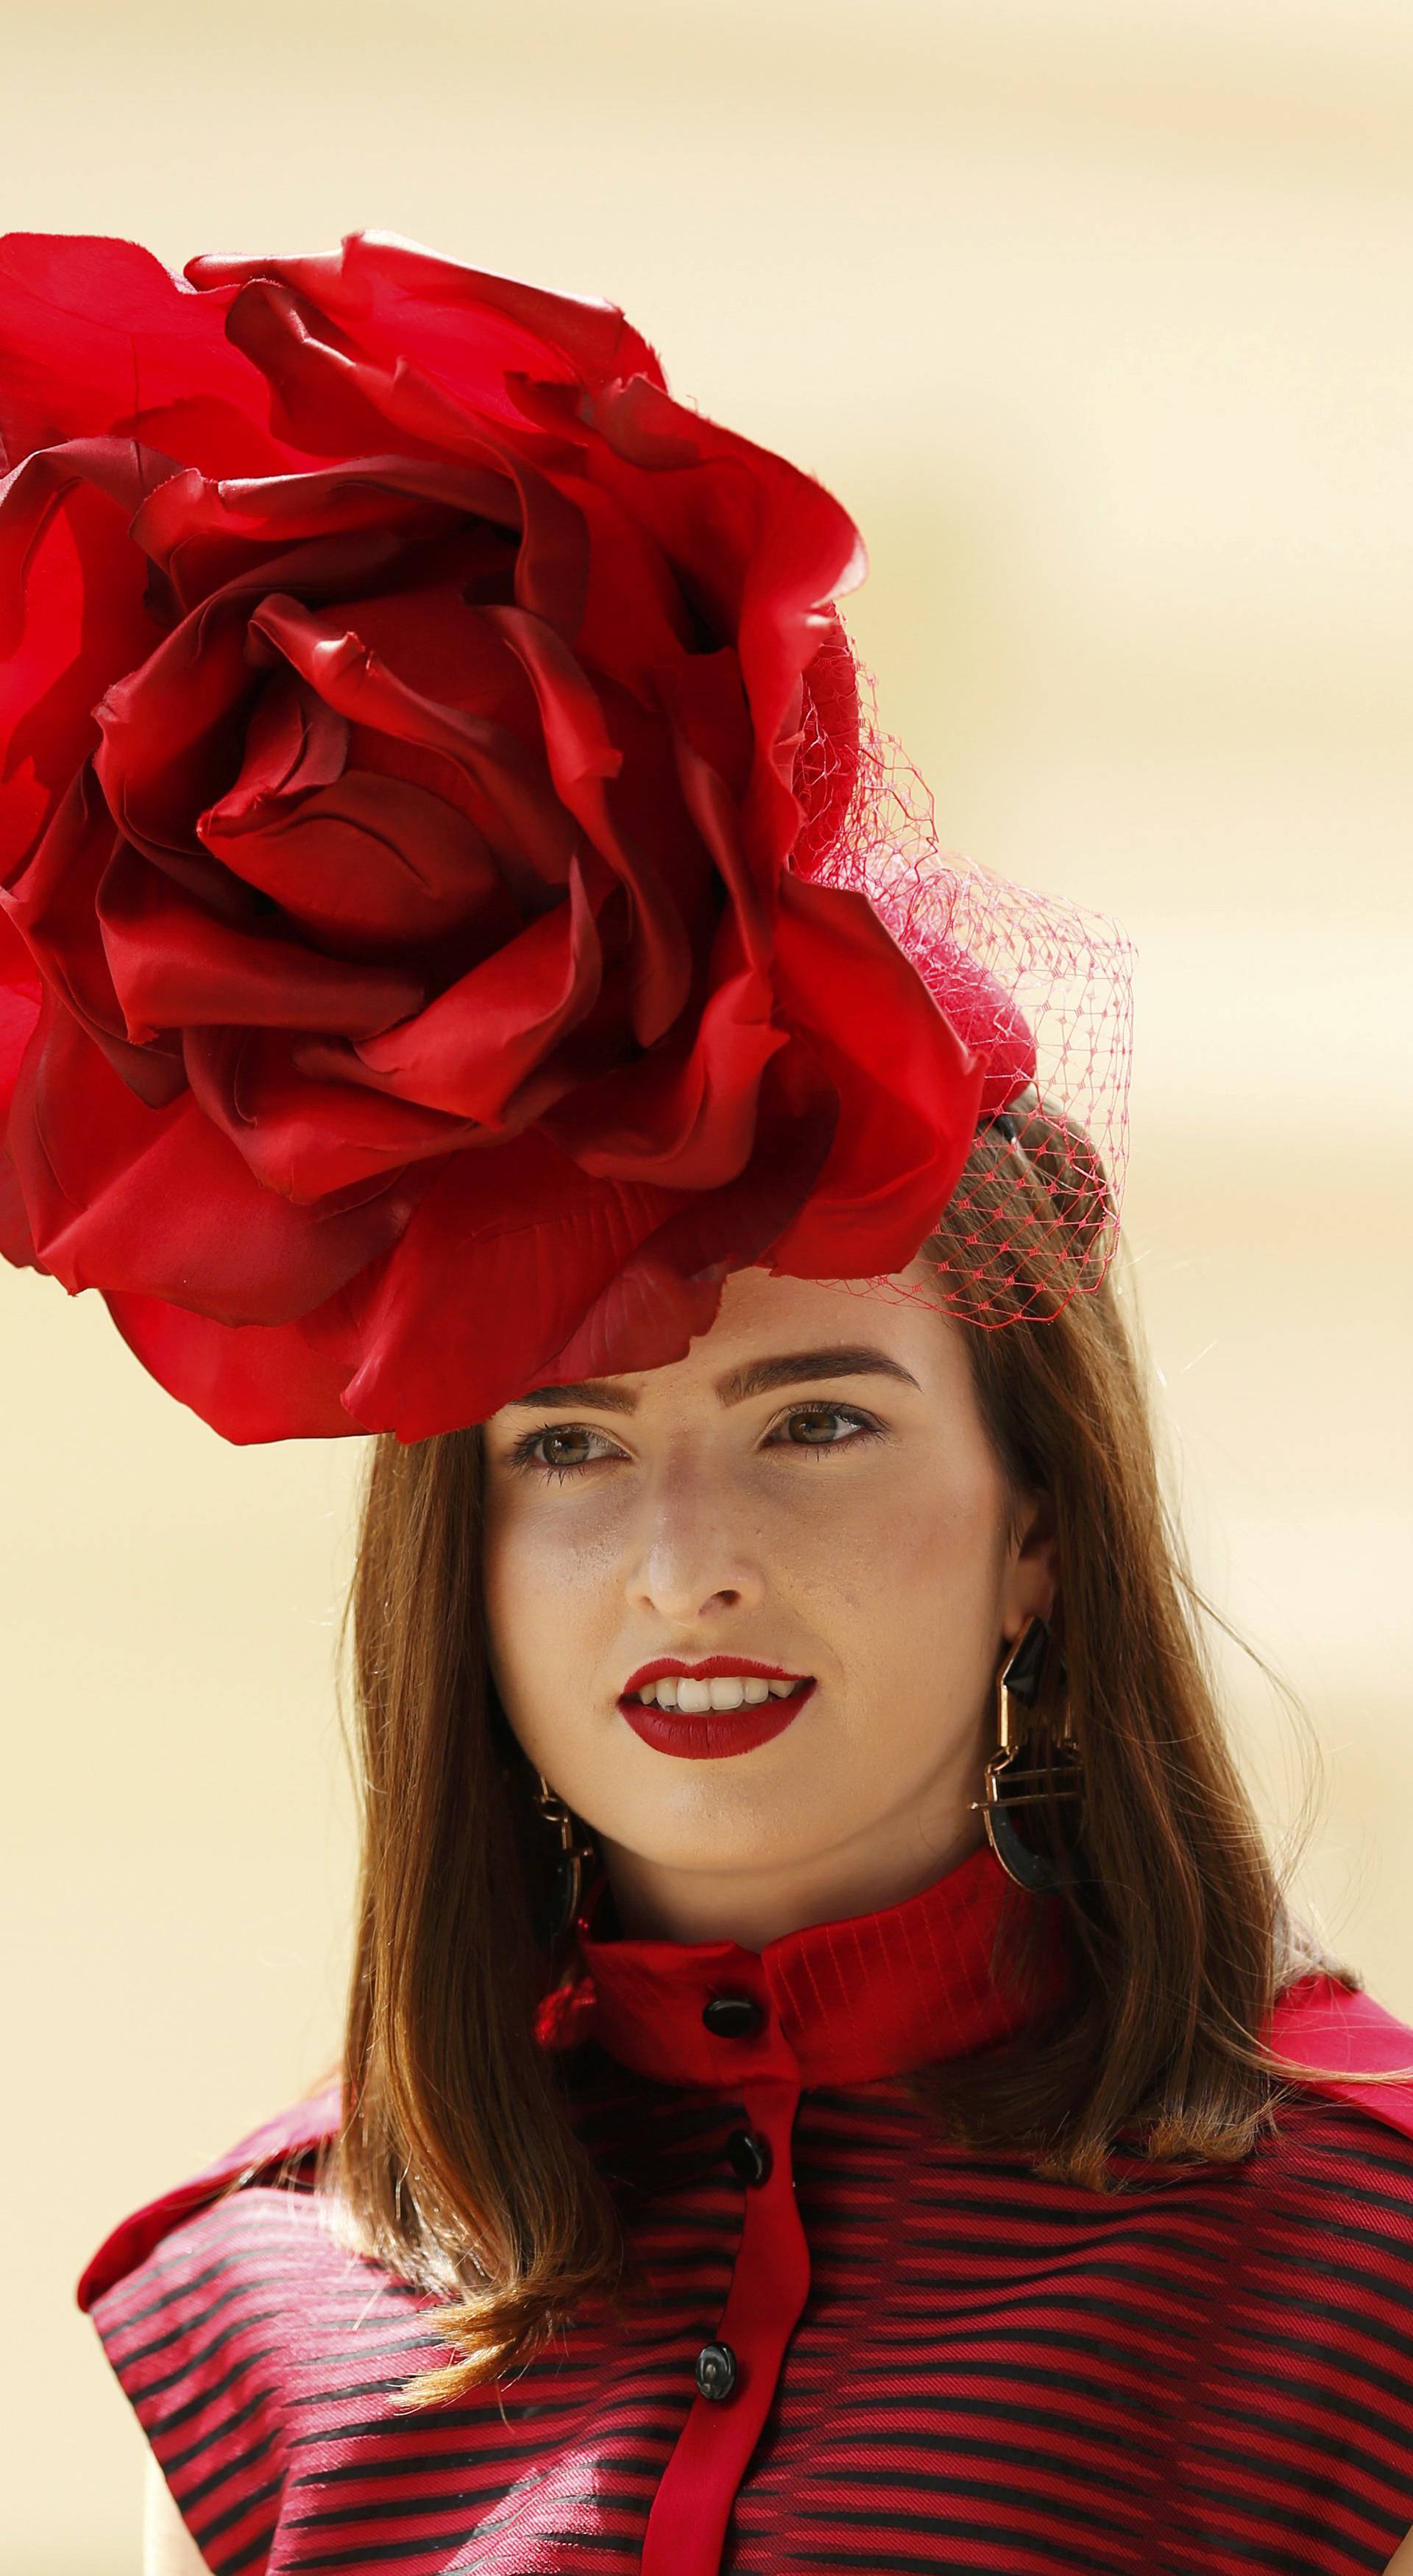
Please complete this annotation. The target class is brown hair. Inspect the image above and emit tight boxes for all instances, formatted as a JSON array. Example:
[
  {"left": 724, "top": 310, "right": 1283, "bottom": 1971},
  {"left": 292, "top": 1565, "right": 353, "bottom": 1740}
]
[{"left": 322, "top": 1101, "right": 1356, "bottom": 2407}]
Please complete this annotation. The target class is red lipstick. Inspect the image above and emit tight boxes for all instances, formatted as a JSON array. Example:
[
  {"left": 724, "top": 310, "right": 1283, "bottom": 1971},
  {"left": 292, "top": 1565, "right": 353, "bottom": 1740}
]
[{"left": 618, "top": 1655, "right": 815, "bottom": 1761}]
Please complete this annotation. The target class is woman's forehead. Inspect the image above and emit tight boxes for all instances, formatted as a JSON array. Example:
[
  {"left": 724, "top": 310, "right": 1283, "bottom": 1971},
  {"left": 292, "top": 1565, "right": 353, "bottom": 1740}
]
[{"left": 700, "top": 1262, "right": 946, "bottom": 1358}]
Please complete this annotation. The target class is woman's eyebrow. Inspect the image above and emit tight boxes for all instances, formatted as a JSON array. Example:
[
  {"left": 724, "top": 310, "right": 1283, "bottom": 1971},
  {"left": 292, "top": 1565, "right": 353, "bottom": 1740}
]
[
  {"left": 507, "top": 1345, "right": 920, "bottom": 1417},
  {"left": 716, "top": 1346, "right": 921, "bottom": 1406}
]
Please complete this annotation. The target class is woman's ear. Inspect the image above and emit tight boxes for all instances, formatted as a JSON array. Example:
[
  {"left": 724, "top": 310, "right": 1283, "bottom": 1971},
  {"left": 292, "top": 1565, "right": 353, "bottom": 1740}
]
[{"left": 999, "top": 1487, "right": 1058, "bottom": 1644}]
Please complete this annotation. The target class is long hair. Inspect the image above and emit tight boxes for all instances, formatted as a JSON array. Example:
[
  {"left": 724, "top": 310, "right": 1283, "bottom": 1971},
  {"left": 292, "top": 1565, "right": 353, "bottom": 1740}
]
[{"left": 322, "top": 1101, "right": 1353, "bottom": 2407}]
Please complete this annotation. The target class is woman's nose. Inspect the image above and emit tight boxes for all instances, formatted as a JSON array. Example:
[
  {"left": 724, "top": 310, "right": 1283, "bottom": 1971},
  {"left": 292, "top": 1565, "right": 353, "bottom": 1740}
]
[{"left": 625, "top": 1476, "right": 765, "bottom": 1627}]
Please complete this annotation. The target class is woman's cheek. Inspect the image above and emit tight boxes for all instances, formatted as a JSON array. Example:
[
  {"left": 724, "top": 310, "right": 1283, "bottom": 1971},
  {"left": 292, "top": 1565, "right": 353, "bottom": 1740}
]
[
  {"left": 857, "top": 1474, "right": 1007, "bottom": 1663},
  {"left": 487, "top": 1490, "right": 620, "bottom": 1692}
]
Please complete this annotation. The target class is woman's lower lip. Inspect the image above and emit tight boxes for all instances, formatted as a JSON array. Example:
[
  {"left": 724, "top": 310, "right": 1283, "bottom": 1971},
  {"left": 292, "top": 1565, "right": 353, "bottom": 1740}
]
[{"left": 618, "top": 1682, "right": 815, "bottom": 1759}]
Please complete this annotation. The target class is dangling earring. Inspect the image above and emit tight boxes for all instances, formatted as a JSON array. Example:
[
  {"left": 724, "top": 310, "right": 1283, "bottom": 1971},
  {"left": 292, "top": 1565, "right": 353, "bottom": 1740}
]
[
  {"left": 972, "top": 1614, "right": 1086, "bottom": 1895},
  {"left": 532, "top": 1771, "right": 599, "bottom": 1944}
]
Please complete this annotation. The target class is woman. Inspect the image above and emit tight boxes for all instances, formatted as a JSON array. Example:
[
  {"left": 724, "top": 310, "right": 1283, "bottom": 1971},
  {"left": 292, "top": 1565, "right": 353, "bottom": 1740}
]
[{"left": 3, "top": 232, "right": 1412, "bottom": 2576}]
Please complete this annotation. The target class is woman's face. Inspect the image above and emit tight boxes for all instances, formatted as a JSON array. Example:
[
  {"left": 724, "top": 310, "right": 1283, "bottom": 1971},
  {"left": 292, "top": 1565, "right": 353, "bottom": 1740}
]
[{"left": 483, "top": 1263, "right": 1056, "bottom": 1945}]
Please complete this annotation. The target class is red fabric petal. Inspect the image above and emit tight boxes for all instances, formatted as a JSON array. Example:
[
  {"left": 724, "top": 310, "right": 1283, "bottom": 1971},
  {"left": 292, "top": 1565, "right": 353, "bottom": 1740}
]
[
  {"left": 533, "top": 1046, "right": 840, "bottom": 1390},
  {"left": 336, "top": 1133, "right": 682, "bottom": 1437},
  {"left": 130, "top": 453, "right": 517, "bottom": 609},
  {"left": 489, "top": 604, "right": 695, "bottom": 1044},
  {"left": 0, "top": 900, "right": 41, "bottom": 1263},
  {"left": 7, "top": 997, "right": 413, "bottom": 1319},
  {"left": 656, "top": 654, "right": 773, "bottom": 970},
  {"left": 0, "top": 232, "right": 269, "bottom": 469},
  {"left": 0, "top": 1142, "right": 36, "bottom": 1265},
  {"left": 244, "top": 592, "right": 576, "bottom": 899},
  {"left": 183, "top": 1026, "right": 475, "bottom": 1200},
  {"left": 253, "top": 581, "right": 533, "bottom": 732},
  {"left": 92, "top": 592, "right": 255, "bottom": 867},
  {"left": 203, "top": 764, "right": 517, "bottom": 966},
  {"left": 96, "top": 841, "right": 423, "bottom": 1042},
  {"left": 534, "top": 1252, "right": 721, "bottom": 1394},
  {"left": 0, "top": 898, "right": 40, "bottom": 1109},
  {"left": 765, "top": 874, "right": 984, "bottom": 1278},
  {"left": 4, "top": 767, "right": 188, "bottom": 1105},
  {"left": 489, "top": 435, "right": 592, "bottom": 645},
  {"left": 545, "top": 963, "right": 786, "bottom": 1190},
  {"left": 350, "top": 858, "right": 605, "bottom": 1122},
  {"left": 184, "top": 232, "right": 669, "bottom": 426},
  {"left": 203, "top": 277, "right": 536, "bottom": 474},
  {"left": 0, "top": 453, "right": 165, "bottom": 873},
  {"left": 0, "top": 436, "right": 171, "bottom": 657},
  {"left": 104, "top": 1287, "right": 362, "bottom": 1442},
  {"left": 577, "top": 372, "right": 865, "bottom": 880},
  {"left": 564, "top": 475, "right": 695, "bottom": 685},
  {"left": 203, "top": 667, "right": 350, "bottom": 826}
]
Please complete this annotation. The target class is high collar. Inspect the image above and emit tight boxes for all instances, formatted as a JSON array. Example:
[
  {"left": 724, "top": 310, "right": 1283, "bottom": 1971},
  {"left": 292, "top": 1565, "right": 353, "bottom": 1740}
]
[{"left": 540, "top": 1838, "right": 1070, "bottom": 2090}]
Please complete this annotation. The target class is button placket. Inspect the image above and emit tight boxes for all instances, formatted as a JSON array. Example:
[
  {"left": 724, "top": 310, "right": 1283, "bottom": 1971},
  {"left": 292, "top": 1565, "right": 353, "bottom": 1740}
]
[{"left": 642, "top": 1980, "right": 809, "bottom": 2576}]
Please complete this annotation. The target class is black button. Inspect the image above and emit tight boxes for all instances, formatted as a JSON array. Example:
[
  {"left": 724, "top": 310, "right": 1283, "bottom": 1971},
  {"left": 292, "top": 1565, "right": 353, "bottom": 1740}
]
[
  {"left": 702, "top": 1993, "right": 764, "bottom": 2038},
  {"left": 695, "top": 2340, "right": 738, "bottom": 2402},
  {"left": 726, "top": 2127, "right": 772, "bottom": 2187}
]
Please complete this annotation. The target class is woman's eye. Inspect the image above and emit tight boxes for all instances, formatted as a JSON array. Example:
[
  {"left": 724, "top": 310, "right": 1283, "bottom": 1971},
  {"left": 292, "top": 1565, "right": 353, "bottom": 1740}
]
[
  {"left": 509, "top": 1405, "right": 878, "bottom": 1473},
  {"left": 768, "top": 1403, "right": 876, "bottom": 1450},
  {"left": 517, "top": 1423, "right": 620, "bottom": 1473}
]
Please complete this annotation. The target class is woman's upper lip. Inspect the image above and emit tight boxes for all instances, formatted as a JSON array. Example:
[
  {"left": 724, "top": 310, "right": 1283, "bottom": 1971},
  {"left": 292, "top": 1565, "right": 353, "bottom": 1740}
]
[{"left": 620, "top": 1653, "right": 807, "bottom": 1696}]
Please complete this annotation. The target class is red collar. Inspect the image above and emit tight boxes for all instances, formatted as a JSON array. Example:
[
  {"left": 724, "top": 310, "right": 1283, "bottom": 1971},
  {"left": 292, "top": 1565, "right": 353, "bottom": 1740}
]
[{"left": 539, "top": 1839, "right": 1069, "bottom": 2088}]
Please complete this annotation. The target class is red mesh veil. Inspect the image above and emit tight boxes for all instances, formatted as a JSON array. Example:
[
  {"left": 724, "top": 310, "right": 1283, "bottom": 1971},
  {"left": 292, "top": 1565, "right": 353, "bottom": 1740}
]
[{"left": 791, "top": 617, "right": 1133, "bottom": 1327}]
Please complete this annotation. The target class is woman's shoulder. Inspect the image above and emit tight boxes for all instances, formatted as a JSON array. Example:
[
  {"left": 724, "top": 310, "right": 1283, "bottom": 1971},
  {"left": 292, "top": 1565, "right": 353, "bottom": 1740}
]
[
  {"left": 1267, "top": 1970, "right": 1413, "bottom": 2141},
  {"left": 77, "top": 2083, "right": 427, "bottom": 2576},
  {"left": 77, "top": 2079, "right": 342, "bottom": 2313},
  {"left": 1258, "top": 1972, "right": 1413, "bottom": 2226}
]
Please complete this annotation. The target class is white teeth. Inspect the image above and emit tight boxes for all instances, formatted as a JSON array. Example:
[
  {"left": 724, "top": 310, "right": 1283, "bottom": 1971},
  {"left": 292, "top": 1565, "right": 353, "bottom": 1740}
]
[{"left": 631, "top": 1671, "right": 803, "bottom": 1710}]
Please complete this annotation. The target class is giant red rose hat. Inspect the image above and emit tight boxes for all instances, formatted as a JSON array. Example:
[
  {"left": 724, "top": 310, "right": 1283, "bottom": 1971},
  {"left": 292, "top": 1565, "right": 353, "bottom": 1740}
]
[{"left": 0, "top": 230, "right": 1130, "bottom": 1442}]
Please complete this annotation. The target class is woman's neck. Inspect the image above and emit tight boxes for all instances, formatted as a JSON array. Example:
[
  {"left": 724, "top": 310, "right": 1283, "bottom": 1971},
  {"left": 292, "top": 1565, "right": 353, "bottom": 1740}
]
[{"left": 593, "top": 1808, "right": 988, "bottom": 1952}]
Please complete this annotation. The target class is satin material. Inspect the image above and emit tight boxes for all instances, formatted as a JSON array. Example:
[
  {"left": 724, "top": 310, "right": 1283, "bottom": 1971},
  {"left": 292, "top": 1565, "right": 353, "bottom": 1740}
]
[{"left": 0, "top": 228, "right": 1013, "bottom": 1444}]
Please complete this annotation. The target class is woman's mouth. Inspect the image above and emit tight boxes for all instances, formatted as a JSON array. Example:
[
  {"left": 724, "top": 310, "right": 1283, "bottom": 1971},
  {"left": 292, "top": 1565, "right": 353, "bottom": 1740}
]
[{"left": 617, "top": 1657, "right": 814, "bottom": 1758}]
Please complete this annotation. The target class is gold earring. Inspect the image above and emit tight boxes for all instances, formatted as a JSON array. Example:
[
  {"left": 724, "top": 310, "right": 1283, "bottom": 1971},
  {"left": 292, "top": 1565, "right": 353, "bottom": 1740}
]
[
  {"left": 533, "top": 1771, "right": 598, "bottom": 1943},
  {"left": 971, "top": 1615, "right": 1086, "bottom": 1894}
]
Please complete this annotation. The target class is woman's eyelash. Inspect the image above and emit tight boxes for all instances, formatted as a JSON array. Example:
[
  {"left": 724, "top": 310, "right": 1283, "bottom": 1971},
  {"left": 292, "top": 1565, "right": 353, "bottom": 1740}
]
[
  {"left": 767, "top": 1412, "right": 875, "bottom": 1453},
  {"left": 504, "top": 1422, "right": 620, "bottom": 1484},
  {"left": 506, "top": 1401, "right": 880, "bottom": 1484}
]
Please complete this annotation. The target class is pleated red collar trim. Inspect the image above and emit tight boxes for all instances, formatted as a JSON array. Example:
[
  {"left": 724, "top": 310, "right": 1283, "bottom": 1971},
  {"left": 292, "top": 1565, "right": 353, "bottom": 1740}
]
[{"left": 538, "top": 1838, "right": 1070, "bottom": 2088}]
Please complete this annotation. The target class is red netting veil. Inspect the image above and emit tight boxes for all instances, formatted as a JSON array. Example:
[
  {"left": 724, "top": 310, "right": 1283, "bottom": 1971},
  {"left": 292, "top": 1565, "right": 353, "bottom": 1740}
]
[{"left": 0, "top": 229, "right": 1133, "bottom": 1443}]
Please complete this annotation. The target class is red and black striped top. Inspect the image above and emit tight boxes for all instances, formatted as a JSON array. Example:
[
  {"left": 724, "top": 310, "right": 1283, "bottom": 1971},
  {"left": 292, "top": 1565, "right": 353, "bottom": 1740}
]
[{"left": 80, "top": 1841, "right": 1413, "bottom": 2575}]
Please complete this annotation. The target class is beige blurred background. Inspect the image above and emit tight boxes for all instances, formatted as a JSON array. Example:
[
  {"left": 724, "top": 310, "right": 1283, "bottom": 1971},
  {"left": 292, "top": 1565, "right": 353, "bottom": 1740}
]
[{"left": 3, "top": 1, "right": 1411, "bottom": 2564}]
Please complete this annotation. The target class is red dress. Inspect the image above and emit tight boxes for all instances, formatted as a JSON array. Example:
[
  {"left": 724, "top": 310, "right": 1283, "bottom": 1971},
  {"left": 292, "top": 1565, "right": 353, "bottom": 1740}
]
[{"left": 81, "top": 1842, "right": 1413, "bottom": 2575}]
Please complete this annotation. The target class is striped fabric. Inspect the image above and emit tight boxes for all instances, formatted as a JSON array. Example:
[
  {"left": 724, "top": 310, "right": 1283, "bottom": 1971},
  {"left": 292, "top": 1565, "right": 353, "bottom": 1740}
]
[{"left": 81, "top": 1847, "right": 1413, "bottom": 2575}]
